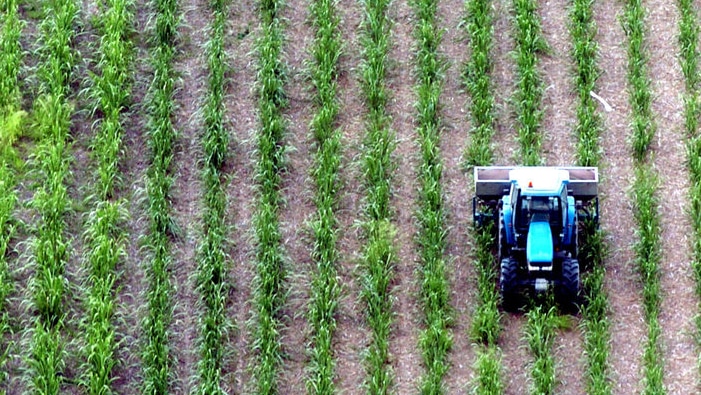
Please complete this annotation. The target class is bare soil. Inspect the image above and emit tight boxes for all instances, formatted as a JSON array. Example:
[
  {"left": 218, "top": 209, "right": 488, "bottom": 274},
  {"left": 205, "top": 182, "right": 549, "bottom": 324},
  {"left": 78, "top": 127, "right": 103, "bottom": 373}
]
[
  {"left": 594, "top": 0, "right": 645, "bottom": 393},
  {"left": 646, "top": 1, "right": 699, "bottom": 393}
]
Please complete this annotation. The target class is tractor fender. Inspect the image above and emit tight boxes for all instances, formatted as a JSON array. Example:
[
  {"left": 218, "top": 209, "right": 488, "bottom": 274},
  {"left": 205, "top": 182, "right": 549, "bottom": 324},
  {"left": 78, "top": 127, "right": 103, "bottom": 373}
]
[
  {"left": 564, "top": 196, "right": 576, "bottom": 245},
  {"left": 502, "top": 195, "right": 515, "bottom": 245}
]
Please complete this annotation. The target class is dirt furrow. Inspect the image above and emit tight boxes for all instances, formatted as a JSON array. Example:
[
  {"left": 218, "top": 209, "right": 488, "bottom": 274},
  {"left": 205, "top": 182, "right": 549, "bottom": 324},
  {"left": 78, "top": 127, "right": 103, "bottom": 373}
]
[
  {"left": 384, "top": 1, "right": 423, "bottom": 393},
  {"left": 218, "top": 1, "right": 258, "bottom": 393},
  {"left": 332, "top": 0, "right": 370, "bottom": 392},
  {"left": 647, "top": 0, "right": 699, "bottom": 392},
  {"left": 538, "top": 0, "right": 586, "bottom": 393},
  {"left": 275, "top": 0, "right": 316, "bottom": 393},
  {"left": 110, "top": 0, "right": 152, "bottom": 390},
  {"left": 437, "top": 0, "right": 476, "bottom": 391},
  {"left": 593, "top": 0, "right": 645, "bottom": 393},
  {"left": 167, "top": 0, "right": 212, "bottom": 390},
  {"left": 491, "top": 0, "right": 531, "bottom": 393}
]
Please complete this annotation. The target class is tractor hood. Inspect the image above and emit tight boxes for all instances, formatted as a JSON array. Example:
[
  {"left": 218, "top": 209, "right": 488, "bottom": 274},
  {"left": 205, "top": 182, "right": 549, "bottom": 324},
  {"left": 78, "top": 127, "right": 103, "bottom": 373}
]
[{"left": 527, "top": 219, "right": 553, "bottom": 264}]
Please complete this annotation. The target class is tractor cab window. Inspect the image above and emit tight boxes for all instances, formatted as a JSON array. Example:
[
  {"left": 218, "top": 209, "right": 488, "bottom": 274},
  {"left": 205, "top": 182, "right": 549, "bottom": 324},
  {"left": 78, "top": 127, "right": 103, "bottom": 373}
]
[{"left": 516, "top": 195, "right": 562, "bottom": 227}]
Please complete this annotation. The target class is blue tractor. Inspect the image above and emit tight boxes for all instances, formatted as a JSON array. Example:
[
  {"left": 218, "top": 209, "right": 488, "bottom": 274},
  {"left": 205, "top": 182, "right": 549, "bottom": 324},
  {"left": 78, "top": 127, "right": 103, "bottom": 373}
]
[{"left": 473, "top": 167, "right": 599, "bottom": 311}]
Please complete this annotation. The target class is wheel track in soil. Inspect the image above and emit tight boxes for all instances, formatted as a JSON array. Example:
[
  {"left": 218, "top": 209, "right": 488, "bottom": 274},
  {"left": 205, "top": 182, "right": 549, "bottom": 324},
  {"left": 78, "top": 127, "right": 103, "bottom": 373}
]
[
  {"left": 648, "top": 0, "right": 699, "bottom": 392},
  {"left": 593, "top": 0, "right": 644, "bottom": 392},
  {"left": 436, "top": 0, "right": 476, "bottom": 391},
  {"left": 223, "top": 0, "right": 258, "bottom": 392},
  {"left": 276, "top": 0, "right": 316, "bottom": 392}
]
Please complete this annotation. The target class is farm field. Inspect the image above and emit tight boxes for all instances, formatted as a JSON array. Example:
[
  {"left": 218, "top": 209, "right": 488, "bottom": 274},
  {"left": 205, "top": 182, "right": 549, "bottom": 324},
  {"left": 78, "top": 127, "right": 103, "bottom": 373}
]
[{"left": 0, "top": 0, "right": 700, "bottom": 393}]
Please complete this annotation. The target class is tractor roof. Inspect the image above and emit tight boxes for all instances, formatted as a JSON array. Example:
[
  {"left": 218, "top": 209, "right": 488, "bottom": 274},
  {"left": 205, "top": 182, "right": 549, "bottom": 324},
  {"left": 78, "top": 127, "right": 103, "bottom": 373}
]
[{"left": 509, "top": 167, "right": 569, "bottom": 196}]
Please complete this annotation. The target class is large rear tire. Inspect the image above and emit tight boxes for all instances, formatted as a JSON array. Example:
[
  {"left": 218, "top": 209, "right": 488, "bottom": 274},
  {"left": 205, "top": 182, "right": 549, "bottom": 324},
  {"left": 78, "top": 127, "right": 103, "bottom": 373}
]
[
  {"left": 500, "top": 257, "right": 520, "bottom": 312},
  {"left": 559, "top": 258, "right": 580, "bottom": 313}
]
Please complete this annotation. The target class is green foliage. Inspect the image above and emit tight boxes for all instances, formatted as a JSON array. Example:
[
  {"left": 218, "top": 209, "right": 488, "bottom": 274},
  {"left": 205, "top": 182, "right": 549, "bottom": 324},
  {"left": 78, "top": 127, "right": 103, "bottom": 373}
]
[
  {"left": 251, "top": 0, "right": 288, "bottom": 393},
  {"left": 141, "top": 0, "right": 180, "bottom": 391},
  {"left": 464, "top": 0, "right": 495, "bottom": 167},
  {"left": 412, "top": 0, "right": 453, "bottom": 392},
  {"left": 305, "top": 0, "right": 342, "bottom": 393},
  {"left": 194, "top": 0, "right": 231, "bottom": 393},
  {"left": 359, "top": 0, "right": 397, "bottom": 392},
  {"left": 622, "top": 1, "right": 664, "bottom": 391},
  {"left": 472, "top": 347, "right": 503, "bottom": 395},
  {"left": 623, "top": 0, "right": 654, "bottom": 161},
  {"left": 27, "top": 0, "right": 78, "bottom": 391},
  {"left": 512, "top": 0, "right": 546, "bottom": 165},
  {"left": 525, "top": 303, "right": 559, "bottom": 395}
]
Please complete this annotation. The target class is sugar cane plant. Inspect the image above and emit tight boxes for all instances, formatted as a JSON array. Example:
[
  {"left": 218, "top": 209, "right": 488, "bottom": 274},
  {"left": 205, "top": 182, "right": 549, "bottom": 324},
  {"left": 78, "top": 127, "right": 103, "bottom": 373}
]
[
  {"left": 28, "top": 0, "right": 78, "bottom": 391},
  {"left": 412, "top": 0, "right": 453, "bottom": 393},
  {"left": 359, "top": 0, "right": 396, "bottom": 392},
  {"left": 464, "top": 0, "right": 504, "bottom": 392},
  {"left": 511, "top": 0, "right": 547, "bottom": 165},
  {"left": 622, "top": 0, "right": 664, "bottom": 392},
  {"left": 464, "top": 0, "right": 496, "bottom": 167},
  {"left": 80, "top": 0, "right": 133, "bottom": 392},
  {"left": 568, "top": 0, "right": 611, "bottom": 393},
  {"left": 677, "top": 0, "right": 701, "bottom": 378},
  {"left": 252, "top": 0, "right": 287, "bottom": 392},
  {"left": 305, "top": 0, "right": 342, "bottom": 393},
  {"left": 0, "top": 0, "right": 23, "bottom": 384},
  {"left": 194, "top": 0, "right": 230, "bottom": 392},
  {"left": 524, "top": 304, "right": 559, "bottom": 395},
  {"left": 142, "top": 0, "right": 179, "bottom": 390}
]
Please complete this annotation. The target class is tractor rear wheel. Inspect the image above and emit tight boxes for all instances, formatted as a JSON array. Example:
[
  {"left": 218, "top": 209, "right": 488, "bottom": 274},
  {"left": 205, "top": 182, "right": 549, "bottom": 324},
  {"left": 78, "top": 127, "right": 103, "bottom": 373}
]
[
  {"left": 558, "top": 258, "right": 580, "bottom": 313},
  {"left": 500, "top": 257, "right": 520, "bottom": 312}
]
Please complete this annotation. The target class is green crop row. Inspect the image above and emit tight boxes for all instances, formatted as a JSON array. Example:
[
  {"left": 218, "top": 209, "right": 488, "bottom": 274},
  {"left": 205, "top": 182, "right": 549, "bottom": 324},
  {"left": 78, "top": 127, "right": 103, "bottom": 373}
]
[
  {"left": 252, "top": 0, "right": 287, "bottom": 393},
  {"left": 142, "top": 0, "right": 179, "bottom": 391},
  {"left": 622, "top": 0, "right": 664, "bottom": 392},
  {"left": 359, "top": 0, "right": 396, "bottom": 392},
  {"left": 511, "top": 0, "right": 546, "bottom": 166},
  {"left": 463, "top": 0, "right": 496, "bottom": 167},
  {"left": 463, "top": 0, "right": 504, "bottom": 392},
  {"left": 81, "top": 0, "right": 134, "bottom": 392},
  {"left": 194, "top": 0, "right": 230, "bottom": 393},
  {"left": 0, "top": 0, "right": 23, "bottom": 386},
  {"left": 568, "top": 0, "right": 611, "bottom": 393},
  {"left": 677, "top": 0, "right": 701, "bottom": 379},
  {"left": 525, "top": 304, "right": 559, "bottom": 395},
  {"left": 305, "top": 0, "right": 342, "bottom": 393},
  {"left": 28, "top": 0, "right": 78, "bottom": 391},
  {"left": 412, "top": 0, "right": 452, "bottom": 393}
]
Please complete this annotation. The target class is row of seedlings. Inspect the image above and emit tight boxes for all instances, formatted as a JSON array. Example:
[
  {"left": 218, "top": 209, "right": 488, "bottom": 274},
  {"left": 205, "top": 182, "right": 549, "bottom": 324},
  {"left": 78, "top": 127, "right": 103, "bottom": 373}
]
[
  {"left": 463, "top": 0, "right": 504, "bottom": 391},
  {"left": 511, "top": 0, "right": 547, "bottom": 166},
  {"left": 512, "top": 0, "right": 558, "bottom": 392},
  {"left": 252, "top": 0, "right": 287, "bottom": 392},
  {"left": 142, "top": 0, "right": 180, "bottom": 389},
  {"left": 0, "top": 0, "right": 23, "bottom": 384},
  {"left": 81, "top": 0, "right": 134, "bottom": 391},
  {"left": 359, "top": 0, "right": 397, "bottom": 392},
  {"left": 305, "top": 0, "right": 342, "bottom": 392},
  {"left": 622, "top": 0, "right": 664, "bottom": 392},
  {"left": 412, "top": 0, "right": 452, "bottom": 393},
  {"left": 568, "top": 0, "right": 611, "bottom": 393},
  {"left": 194, "top": 0, "right": 230, "bottom": 391},
  {"left": 677, "top": 0, "right": 701, "bottom": 380},
  {"left": 28, "top": 0, "right": 79, "bottom": 390}
]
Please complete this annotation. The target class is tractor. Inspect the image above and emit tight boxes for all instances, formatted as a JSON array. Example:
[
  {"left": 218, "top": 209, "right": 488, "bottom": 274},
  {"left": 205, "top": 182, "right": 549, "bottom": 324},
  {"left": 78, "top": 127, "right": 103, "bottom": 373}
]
[{"left": 473, "top": 166, "right": 599, "bottom": 311}]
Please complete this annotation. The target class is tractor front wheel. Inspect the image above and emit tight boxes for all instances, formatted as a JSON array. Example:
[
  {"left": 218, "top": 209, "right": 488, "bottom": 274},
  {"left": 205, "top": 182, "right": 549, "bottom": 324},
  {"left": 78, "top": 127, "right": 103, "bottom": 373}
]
[{"left": 558, "top": 258, "right": 580, "bottom": 313}]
